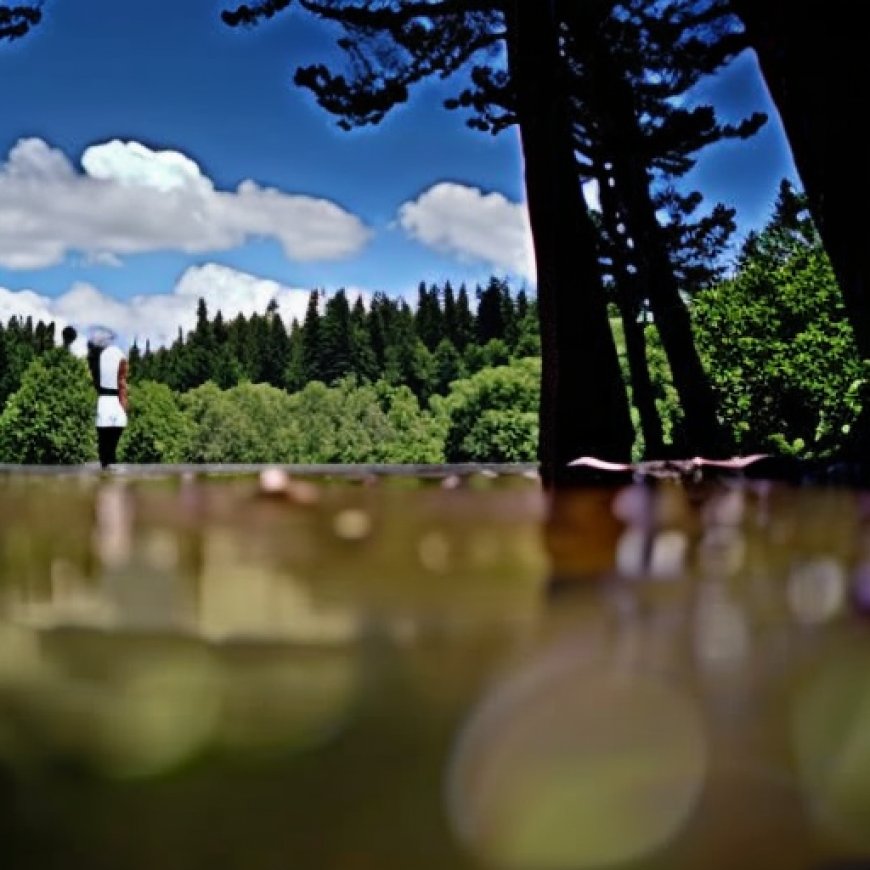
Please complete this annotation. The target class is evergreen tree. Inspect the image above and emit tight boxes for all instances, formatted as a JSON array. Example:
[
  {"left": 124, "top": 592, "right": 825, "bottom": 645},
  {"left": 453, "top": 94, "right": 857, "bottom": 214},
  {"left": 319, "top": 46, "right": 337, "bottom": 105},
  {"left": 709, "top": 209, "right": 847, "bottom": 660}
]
[
  {"left": 454, "top": 284, "right": 476, "bottom": 352},
  {"left": 384, "top": 300, "right": 435, "bottom": 401},
  {"left": 128, "top": 340, "right": 142, "bottom": 380},
  {"left": 433, "top": 338, "right": 466, "bottom": 396},
  {"left": 284, "top": 318, "right": 307, "bottom": 392},
  {"left": 442, "top": 281, "right": 458, "bottom": 346},
  {"left": 367, "top": 292, "right": 394, "bottom": 373},
  {"left": 228, "top": 312, "right": 256, "bottom": 381},
  {"left": 264, "top": 300, "right": 291, "bottom": 387},
  {"left": 301, "top": 289, "right": 324, "bottom": 383},
  {"left": 475, "top": 277, "right": 507, "bottom": 345},
  {"left": 350, "top": 295, "right": 378, "bottom": 383},
  {"left": 415, "top": 282, "right": 444, "bottom": 351},
  {"left": 0, "top": 316, "right": 36, "bottom": 409},
  {"left": 320, "top": 289, "right": 354, "bottom": 383},
  {"left": 186, "top": 297, "right": 216, "bottom": 389},
  {"left": 248, "top": 312, "right": 270, "bottom": 384},
  {"left": 33, "top": 320, "right": 54, "bottom": 353},
  {"left": 211, "top": 309, "right": 244, "bottom": 389}
]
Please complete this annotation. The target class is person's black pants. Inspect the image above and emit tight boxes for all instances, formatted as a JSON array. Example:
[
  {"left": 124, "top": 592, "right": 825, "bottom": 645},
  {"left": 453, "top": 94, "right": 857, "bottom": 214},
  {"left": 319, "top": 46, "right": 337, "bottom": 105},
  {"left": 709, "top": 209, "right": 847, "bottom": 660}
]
[{"left": 97, "top": 427, "right": 124, "bottom": 468}]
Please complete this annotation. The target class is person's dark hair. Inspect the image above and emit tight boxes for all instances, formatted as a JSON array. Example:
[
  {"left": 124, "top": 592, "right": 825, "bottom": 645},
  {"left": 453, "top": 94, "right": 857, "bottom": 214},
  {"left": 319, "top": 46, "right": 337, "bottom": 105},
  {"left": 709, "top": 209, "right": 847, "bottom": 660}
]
[{"left": 61, "top": 325, "right": 77, "bottom": 347}]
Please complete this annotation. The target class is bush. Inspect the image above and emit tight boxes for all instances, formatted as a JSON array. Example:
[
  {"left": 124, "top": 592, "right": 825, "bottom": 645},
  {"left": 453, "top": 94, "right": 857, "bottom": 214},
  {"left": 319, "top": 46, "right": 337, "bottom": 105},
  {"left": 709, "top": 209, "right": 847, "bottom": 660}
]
[
  {"left": 0, "top": 350, "right": 96, "bottom": 464},
  {"left": 118, "top": 380, "right": 190, "bottom": 463},
  {"left": 437, "top": 357, "right": 540, "bottom": 462}
]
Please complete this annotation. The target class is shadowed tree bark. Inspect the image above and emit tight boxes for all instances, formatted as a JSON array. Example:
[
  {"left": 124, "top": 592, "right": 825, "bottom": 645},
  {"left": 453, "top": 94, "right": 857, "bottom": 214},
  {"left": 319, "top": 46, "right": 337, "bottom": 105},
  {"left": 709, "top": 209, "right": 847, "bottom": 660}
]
[{"left": 506, "top": 0, "right": 634, "bottom": 482}]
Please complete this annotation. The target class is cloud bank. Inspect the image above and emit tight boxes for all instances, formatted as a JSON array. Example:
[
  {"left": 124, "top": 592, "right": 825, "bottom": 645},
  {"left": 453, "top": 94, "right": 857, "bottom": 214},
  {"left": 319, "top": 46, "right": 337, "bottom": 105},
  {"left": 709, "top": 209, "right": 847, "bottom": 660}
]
[{"left": 0, "top": 138, "right": 372, "bottom": 269}]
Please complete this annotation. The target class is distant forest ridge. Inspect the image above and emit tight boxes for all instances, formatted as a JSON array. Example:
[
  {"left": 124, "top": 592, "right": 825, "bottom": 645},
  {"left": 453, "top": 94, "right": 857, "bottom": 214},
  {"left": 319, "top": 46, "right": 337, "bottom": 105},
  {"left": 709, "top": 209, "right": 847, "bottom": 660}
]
[{"left": 0, "top": 277, "right": 540, "bottom": 407}]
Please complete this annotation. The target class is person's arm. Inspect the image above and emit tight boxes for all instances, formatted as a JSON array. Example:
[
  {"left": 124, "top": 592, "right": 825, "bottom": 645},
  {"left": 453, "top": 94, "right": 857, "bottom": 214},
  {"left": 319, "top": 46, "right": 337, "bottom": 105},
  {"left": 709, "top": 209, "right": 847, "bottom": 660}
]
[{"left": 117, "top": 357, "right": 129, "bottom": 412}]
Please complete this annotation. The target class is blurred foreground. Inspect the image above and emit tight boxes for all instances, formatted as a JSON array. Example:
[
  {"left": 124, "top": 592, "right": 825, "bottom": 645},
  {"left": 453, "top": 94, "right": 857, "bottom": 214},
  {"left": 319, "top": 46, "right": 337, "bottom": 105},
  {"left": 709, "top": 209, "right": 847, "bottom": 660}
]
[{"left": 2, "top": 466, "right": 870, "bottom": 869}]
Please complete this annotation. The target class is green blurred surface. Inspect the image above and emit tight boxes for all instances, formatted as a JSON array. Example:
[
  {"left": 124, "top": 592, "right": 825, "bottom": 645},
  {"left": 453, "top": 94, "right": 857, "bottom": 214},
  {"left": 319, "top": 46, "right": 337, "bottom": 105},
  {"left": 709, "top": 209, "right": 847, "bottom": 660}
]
[{"left": 2, "top": 469, "right": 870, "bottom": 869}]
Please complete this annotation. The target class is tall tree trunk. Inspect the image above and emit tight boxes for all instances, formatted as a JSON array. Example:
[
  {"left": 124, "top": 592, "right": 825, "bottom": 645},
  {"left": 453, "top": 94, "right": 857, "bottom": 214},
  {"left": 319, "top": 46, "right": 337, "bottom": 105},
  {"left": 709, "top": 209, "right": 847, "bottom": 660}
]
[
  {"left": 506, "top": 0, "right": 634, "bottom": 486},
  {"left": 597, "top": 49, "right": 732, "bottom": 457},
  {"left": 621, "top": 303, "right": 667, "bottom": 458},
  {"left": 596, "top": 163, "right": 667, "bottom": 458},
  {"left": 733, "top": 0, "right": 870, "bottom": 455}
]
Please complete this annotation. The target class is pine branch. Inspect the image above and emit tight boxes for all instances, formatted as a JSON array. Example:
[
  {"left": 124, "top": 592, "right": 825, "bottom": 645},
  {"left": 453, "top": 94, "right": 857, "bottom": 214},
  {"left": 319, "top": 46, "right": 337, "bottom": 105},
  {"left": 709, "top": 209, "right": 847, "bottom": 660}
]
[{"left": 0, "top": 3, "right": 41, "bottom": 41}]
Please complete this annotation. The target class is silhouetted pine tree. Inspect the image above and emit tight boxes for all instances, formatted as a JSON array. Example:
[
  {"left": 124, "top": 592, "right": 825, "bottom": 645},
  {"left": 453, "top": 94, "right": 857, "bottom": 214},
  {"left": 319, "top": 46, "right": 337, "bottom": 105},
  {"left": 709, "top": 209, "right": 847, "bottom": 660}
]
[
  {"left": 300, "top": 289, "right": 324, "bottom": 383},
  {"left": 475, "top": 277, "right": 507, "bottom": 345},
  {"left": 454, "top": 284, "right": 475, "bottom": 352},
  {"left": 211, "top": 310, "right": 243, "bottom": 388},
  {"left": 284, "top": 319, "right": 306, "bottom": 392},
  {"left": 320, "top": 289, "right": 354, "bottom": 383},
  {"left": 350, "top": 295, "right": 378, "bottom": 382},
  {"left": 415, "top": 282, "right": 444, "bottom": 351},
  {"left": 264, "top": 300, "right": 291, "bottom": 387},
  {"left": 433, "top": 338, "right": 466, "bottom": 395}
]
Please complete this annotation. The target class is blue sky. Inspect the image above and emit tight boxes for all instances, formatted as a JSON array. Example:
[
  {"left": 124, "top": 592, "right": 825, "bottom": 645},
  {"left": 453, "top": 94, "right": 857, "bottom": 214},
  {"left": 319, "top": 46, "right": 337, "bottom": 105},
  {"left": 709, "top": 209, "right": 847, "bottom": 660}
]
[{"left": 0, "top": 0, "right": 798, "bottom": 349}]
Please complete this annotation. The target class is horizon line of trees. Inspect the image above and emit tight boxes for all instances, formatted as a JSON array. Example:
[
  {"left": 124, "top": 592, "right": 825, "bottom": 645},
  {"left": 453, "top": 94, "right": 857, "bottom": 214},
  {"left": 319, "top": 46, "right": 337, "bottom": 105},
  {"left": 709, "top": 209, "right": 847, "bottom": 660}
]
[
  {"left": 0, "top": 277, "right": 539, "bottom": 412},
  {"left": 0, "top": 182, "right": 863, "bottom": 467},
  {"left": 130, "top": 277, "right": 540, "bottom": 401}
]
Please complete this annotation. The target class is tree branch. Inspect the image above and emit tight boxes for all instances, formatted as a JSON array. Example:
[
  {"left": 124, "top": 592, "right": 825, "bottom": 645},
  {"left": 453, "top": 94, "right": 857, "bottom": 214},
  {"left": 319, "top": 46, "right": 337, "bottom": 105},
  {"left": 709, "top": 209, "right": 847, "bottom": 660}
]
[{"left": 0, "top": 3, "right": 41, "bottom": 41}]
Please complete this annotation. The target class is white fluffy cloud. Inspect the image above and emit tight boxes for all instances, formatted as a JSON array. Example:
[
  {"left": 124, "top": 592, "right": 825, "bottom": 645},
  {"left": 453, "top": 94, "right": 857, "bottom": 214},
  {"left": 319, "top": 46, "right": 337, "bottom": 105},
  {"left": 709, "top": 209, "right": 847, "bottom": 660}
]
[
  {"left": 0, "top": 138, "right": 371, "bottom": 269},
  {"left": 397, "top": 182, "right": 536, "bottom": 284},
  {"left": 0, "top": 264, "right": 326, "bottom": 351}
]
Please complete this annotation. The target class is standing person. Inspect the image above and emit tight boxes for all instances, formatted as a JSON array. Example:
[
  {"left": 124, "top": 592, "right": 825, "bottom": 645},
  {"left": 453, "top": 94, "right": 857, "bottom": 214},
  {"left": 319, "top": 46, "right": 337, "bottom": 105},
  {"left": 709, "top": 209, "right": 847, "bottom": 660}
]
[{"left": 86, "top": 327, "right": 128, "bottom": 469}]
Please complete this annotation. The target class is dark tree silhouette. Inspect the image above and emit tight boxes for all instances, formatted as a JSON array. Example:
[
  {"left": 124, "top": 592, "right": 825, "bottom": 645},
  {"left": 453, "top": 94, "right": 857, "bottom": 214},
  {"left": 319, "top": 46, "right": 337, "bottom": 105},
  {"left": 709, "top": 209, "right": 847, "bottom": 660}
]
[
  {"left": 0, "top": 2, "right": 41, "bottom": 42},
  {"left": 562, "top": 0, "right": 763, "bottom": 458},
  {"left": 731, "top": 0, "right": 870, "bottom": 460},
  {"left": 222, "top": 0, "right": 635, "bottom": 484}
]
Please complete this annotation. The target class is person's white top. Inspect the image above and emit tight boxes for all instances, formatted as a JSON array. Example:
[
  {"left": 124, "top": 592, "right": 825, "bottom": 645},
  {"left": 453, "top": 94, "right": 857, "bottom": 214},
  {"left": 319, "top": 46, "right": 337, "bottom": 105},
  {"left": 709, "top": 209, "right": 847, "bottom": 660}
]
[{"left": 95, "top": 344, "right": 128, "bottom": 428}]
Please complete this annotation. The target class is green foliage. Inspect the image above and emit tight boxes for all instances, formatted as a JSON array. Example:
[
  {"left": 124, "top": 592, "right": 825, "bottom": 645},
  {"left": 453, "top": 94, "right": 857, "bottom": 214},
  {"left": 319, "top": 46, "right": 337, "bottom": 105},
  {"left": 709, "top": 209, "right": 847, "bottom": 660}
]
[
  {"left": 282, "top": 378, "right": 444, "bottom": 463},
  {"left": 181, "top": 381, "right": 288, "bottom": 463},
  {"left": 436, "top": 357, "right": 540, "bottom": 462},
  {"left": 182, "top": 381, "right": 296, "bottom": 463},
  {"left": 0, "top": 351, "right": 96, "bottom": 464},
  {"left": 374, "top": 381, "right": 446, "bottom": 463},
  {"left": 692, "top": 184, "right": 863, "bottom": 457},
  {"left": 118, "top": 381, "right": 191, "bottom": 463},
  {"left": 432, "top": 338, "right": 466, "bottom": 395},
  {"left": 0, "top": 317, "right": 38, "bottom": 409},
  {"left": 513, "top": 311, "right": 541, "bottom": 358},
  {"left": 642, "top": 326, "right": 685, "bottom": 452}
]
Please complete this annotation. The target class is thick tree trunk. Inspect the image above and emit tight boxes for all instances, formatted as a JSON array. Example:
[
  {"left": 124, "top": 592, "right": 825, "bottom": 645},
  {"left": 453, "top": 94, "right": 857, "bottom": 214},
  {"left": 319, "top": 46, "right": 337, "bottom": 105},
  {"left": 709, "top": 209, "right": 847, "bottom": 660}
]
[
  {"left": 506, "top": 0, "right": 634, "bottom": 487},
  {"left": 597, "top": 50, "right": 732, "bottom": 457},
  {"left": 733, "top": 0, "right": 870, "bottom": 455}
]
